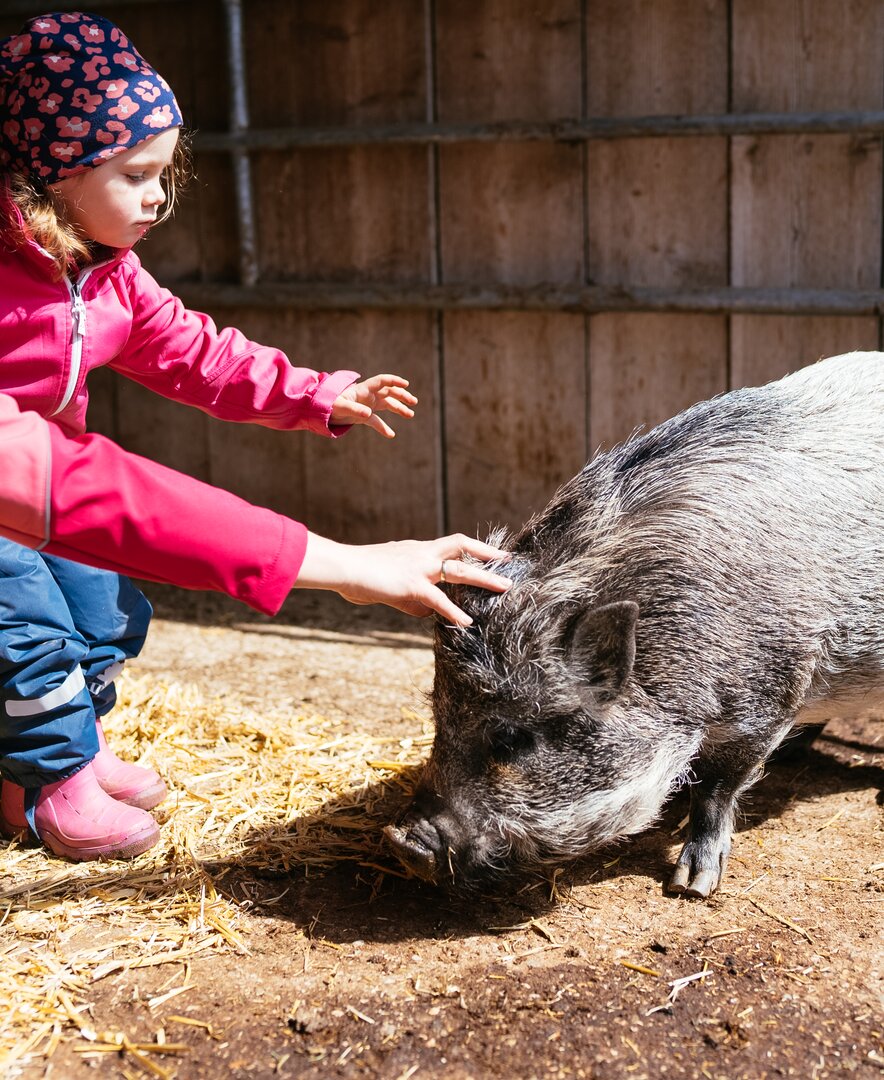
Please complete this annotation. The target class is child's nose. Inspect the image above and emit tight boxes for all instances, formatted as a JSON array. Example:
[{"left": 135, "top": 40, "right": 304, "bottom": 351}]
[{"left": 145, "top": 179, "right": 167, "bottom": 208}]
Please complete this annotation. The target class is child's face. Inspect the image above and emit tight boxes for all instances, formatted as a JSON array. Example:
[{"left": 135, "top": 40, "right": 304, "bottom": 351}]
[{"left": 50, "top": 128, "right": 180, "bottom": 251}]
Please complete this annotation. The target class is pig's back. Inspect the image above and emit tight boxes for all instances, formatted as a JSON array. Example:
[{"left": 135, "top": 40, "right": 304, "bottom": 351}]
[
  {"left": 609, "top": 350, "right": 884, "bottom": 530},
  {"left": 583, "top": 351, "right": 884, "bottom": 705}
]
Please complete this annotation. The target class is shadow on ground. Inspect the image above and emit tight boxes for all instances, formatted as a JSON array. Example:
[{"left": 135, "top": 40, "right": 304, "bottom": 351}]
[
  {"left": 204, "top": 723, "right": 884, "bottom": 948},
  {"left": 142, "top": 580, "right": 430, "bottom": 641}
]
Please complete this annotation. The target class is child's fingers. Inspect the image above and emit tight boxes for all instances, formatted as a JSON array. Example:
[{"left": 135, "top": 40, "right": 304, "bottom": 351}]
[
  {"left": 379, "top": 397, "right": 415, "bottom": 418},
  {"left": 437, "top": 559, "right": 512, "bottom": 594},
  {"left": 337, "top": 401, "right": 373, "bottom": 422},
  {"left": 368, "top": 413, "right": 397, "bottom": 438},
  {"left": 376, "top": 386, "right": 418, "bottom": 407},
  {"left": 423, "top": 586, "right": 474, "bottom": 627},
  {"left": 366, "top": 374, "right": 410, "bottom": 392},
  {"left": 455, "top": 536, "right": 512, "bottom": 564}
]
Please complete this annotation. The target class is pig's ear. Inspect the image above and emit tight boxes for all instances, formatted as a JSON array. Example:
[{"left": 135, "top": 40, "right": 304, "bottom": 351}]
[{"left": 565, "top": 601, "right": 639, "bottom": 705}]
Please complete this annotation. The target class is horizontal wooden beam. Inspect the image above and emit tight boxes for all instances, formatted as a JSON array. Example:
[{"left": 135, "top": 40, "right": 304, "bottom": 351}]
[
  {"left": 173, "top": 281, "right": 884, "bottom": 316},
  {"left": 192, "top": 112, "right": 884, "bottom": 153},
  {"left": 2, "top": 0, "right": 176, "bottom": 11}
]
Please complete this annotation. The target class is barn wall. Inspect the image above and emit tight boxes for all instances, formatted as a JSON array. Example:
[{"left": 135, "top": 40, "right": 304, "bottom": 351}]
[{"left": 3, "top": 1, "right": 881, "bottom": 541}]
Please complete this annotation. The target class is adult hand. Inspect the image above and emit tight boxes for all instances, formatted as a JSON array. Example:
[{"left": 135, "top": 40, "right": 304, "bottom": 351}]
[
  {"left": 330, "top": 374, "right": 418, "bottom": 437},
  {"left": 295, "top": 532, "right": 511, "bottom": 626}
]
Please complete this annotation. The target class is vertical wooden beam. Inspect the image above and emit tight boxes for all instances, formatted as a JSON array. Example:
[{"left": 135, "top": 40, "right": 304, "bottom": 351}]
[
  {"left": 730, "top": 0, "right": 884, "bottom": 384},
  {"left": 586, "top": 0, "right": 730, "bottom": 450},
  {"left": 436, "top": 0, "right": 587, "bottom": 533}
]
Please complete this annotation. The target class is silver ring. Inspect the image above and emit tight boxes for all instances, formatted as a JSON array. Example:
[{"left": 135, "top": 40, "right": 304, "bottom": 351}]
[{"left": 440, "top": 559, "right": 449, "bottom": 584}]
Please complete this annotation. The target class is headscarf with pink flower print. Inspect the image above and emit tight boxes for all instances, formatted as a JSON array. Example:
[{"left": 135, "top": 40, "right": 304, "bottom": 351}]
[{"left": 0, "top": 11, "right": 182, "bottom": 184}]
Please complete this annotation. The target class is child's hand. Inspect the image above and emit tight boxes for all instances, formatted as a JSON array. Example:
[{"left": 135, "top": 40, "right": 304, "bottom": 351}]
[
  {"left": 294, "top": 533, "right": 512, "bottom": 626},
  {"left": 331, "top": 374, "right": 417, "bottom": 437}
]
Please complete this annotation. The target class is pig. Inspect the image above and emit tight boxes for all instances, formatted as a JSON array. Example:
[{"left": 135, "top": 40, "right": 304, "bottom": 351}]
[{"left": 385, "top": 351, "right": 884, "bottom": 898}]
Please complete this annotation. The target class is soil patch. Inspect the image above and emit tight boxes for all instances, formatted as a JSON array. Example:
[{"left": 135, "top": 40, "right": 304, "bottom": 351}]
[{"left": 2, "top": 585, "right": 882, "bottom": 1079}]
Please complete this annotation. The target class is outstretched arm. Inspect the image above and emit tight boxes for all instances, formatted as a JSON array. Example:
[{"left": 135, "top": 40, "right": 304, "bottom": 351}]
[
  {"left": 295, "top": 532, "right": 511, "bottom": 626},
  {"left": 0, "top": 395, "right": 509, "bottom": 623}
]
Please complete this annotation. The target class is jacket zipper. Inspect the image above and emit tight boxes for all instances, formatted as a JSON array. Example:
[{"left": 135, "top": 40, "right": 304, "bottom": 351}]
[{"left": 52, "top": 266, "right": 96, "bottom": 418}]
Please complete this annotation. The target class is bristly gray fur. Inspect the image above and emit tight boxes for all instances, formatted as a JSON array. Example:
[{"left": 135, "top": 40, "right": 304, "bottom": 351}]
[{"left": 392, "top": 353, "right": 884, "bottom": 893}]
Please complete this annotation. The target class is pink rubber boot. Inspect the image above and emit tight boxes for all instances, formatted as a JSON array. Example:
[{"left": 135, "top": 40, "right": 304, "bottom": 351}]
[
  {"left": 92, "top": 720, "right": 167, "bottom": 810},
  {"left": 0, "top": 762, "right": 160, "bottom": 861}
]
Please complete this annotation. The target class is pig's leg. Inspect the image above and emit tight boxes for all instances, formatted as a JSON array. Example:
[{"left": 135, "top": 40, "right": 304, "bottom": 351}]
[{"left": 669, "top": 733, "right": 774, "bottom": 898}]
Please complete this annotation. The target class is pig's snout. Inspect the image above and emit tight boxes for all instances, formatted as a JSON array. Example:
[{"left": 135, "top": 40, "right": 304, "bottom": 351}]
[
  {"left": 384, "top": 794, "right": 466, "bottom": 883},
  {"left": 383, "top": 820, "right": 441, "bottom": 881}
]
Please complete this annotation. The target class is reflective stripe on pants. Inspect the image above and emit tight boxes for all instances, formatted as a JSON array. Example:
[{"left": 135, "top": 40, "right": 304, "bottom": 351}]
[{"left": 0, "top": 540, "right": 152, "bottom": 787}]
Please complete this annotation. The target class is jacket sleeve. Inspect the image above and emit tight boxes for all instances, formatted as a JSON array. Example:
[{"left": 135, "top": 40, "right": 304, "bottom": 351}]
[
  {"left": 109, "top": 256, "right": 360, "bottom": 435},
  {"left": 0, "top": 394, "right": 305, "bottom": 616},
  {"left": 0, "top": 393, "right": 51, "bottom": 550}
]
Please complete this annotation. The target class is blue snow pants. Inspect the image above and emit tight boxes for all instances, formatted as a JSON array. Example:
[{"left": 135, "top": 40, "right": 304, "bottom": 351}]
[{"left": 0, "top": 539, "right": 152, "bottom": 787}]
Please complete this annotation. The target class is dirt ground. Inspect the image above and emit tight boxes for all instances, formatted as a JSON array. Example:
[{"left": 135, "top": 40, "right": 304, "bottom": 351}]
[{"left": 5, "top": 584, "right": 884, "bottom": 1079}]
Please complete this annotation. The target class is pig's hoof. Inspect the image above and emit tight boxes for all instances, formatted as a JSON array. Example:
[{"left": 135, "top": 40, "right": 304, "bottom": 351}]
[
  {"left": 668, "top": 865, "right": 719, "bottom": 898},
  {"left": 383, "top": 824, "right": 439, "bottom": 882},
  {"left": 668, "top": 843, "right": 727, "bottom": 898}
]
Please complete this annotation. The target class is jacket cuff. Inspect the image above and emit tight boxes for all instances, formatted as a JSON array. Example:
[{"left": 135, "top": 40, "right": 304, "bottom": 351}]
[
  {"left": 308, "top": 370, "right": 361, "bottom": 437},
  {"left": 248, "top": 517, "right": 309, "bottom": 615}
]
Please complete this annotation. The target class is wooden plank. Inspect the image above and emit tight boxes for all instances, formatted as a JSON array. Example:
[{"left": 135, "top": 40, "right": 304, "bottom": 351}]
[
  {"left": 300, "top": 314, "right": 439, "bottom": 543},
  {"left": 245, "top": 0, "right": 430, "bottom": 281},
  {"left": 587, "top": 0, "right": 728, "bottom": 117},
  {"left": 732, "top": 0, "right": 884, "bottom": 112},
  {"left": 444, "top": 312, "right": 587, "bottom": 534},
  {"left": 436, "top": 1, "right": 586, "bottom": 531},
  {"left": 253, "top": 146, "right": 431, "bottom": 283},
  {"left": 436, "top": 0, "right": 582, "bottom": 283},
  {"left": 730, "top": 0, "right": 884, "bottom": 382},
  {"left": 435, "top": 0, "right": 581, "bottom": 122},
  {"left": 731, "top": 317, "right": 880, "bottom": 389},
  {"left": 589, "top": 315, "right": 727, "bottom": 450},
  {"left": 204, "top": 308, "right": 439, "bottom": 544},
  {"left": 243, "top": 0, "right": 427, "bottom": 127},
  {"left": 440, "top": 142, "right": 584, "bottom": 286},
  {"left": 216, "top": 0, "right": 438, "bottom": 541},
  {"left": 194, "top": 112, "right": 884, "bottom": 153},
  {"left": 586, "top": 0, "right": 729, "bottom": 449},
  {"left": 173, "top": 280, "right": 884, "bottom": 316},
  {"left": 587, "top": 138, "right": 728, "bottom": 288},
  {"left": 731, "top": 134, "right": 882, "bottom": 291}
]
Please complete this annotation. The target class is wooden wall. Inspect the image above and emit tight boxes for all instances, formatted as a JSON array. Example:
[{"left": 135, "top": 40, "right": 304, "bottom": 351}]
[{"left": 3, "top": 1, "right": 883, "bottom": 543}]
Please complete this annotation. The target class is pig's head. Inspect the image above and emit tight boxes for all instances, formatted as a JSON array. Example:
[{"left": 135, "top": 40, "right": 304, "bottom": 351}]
[{"left": 385, "top": 555, "right": 697, "bottom": 887}]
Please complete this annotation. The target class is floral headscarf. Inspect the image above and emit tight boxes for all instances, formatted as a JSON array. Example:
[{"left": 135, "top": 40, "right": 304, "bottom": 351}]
[{"left": 0, "top": 11, "right": 182, "bottom": 183}]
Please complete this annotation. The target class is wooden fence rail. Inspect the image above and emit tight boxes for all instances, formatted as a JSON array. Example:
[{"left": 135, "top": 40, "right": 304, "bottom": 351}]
[
  {"left": 174, "top": 283, "right": 884, "bottom": 317},
  {"left": 194, "top": 110, "right": 884, "bottom": 153}
]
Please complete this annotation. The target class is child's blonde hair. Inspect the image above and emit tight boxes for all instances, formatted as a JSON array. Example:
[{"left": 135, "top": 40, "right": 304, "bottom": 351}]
[{"left": 3, "top": 135, "right": 191, "bottom": 281}]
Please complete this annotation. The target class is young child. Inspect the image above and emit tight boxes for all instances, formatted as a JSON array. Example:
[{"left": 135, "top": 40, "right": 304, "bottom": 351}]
[{"left": 0, "top": 12, "right": 510, "bottom": 863}]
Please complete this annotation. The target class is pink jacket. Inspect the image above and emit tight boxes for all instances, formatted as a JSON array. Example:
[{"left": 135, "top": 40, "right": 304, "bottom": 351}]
[
  {"left": 0, "top": 187, "right": 360, "bottom": 613},
  {"left": 0, "top": 393, "right": 306, "bottom": 615}
]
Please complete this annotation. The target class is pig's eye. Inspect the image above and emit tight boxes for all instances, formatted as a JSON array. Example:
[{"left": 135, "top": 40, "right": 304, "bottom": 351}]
[{"left": 488, "top": 726, "right": 535, "bottom": 761}]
